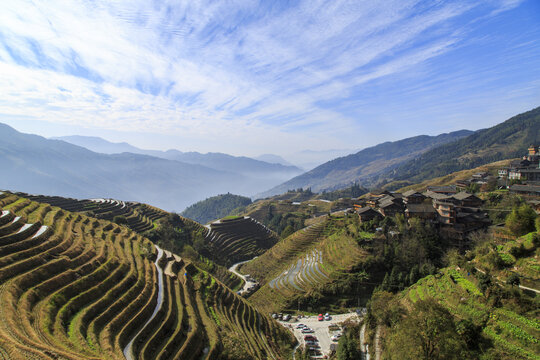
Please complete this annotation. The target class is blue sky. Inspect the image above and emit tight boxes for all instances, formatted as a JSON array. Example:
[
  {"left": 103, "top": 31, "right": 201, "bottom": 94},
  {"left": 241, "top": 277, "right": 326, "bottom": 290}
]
[{"left": 0, "top": 0, "right": 538, "bottom": 161}]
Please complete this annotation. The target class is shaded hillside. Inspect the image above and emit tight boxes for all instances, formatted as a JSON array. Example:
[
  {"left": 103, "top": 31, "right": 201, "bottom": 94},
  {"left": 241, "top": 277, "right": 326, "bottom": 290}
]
[
  {"left": 181, "top": 193, "right": 252, "bottom": 224},
  {"left": 0, "top": 123, "right": 289, "bottom": 211},
  {"left": 0, "top": 192, "right": 294, "bottom": 359},
  {"left": 378, "top": 106, "right": 540, "bottom": 189},
  {"left": 203, "top": 216, "right": 279, "bottom": 267},
  {"left": 260, "top": 130, "right": 472, "bottom": 197}
]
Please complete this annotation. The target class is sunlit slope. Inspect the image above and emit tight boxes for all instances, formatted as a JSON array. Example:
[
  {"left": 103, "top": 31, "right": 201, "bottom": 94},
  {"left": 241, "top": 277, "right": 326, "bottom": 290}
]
[
  {"left": 0, "top": 192, "right": 292, "bottom": 359},
  {"left": 243, "top": 215, "right": 367, "bottom": 312},
  {"left": 401, "top": 268, "right": 539, "bottom": 359},
  {"left": 18, "top": 193, "right": 167, "bottom": 234}
]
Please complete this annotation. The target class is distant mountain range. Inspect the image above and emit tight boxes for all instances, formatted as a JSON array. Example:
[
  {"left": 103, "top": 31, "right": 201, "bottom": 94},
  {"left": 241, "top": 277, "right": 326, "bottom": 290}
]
[
  {"left": 258, "top": 130, "right": 473, "bottom": 198},
  {"left": 54, "top": 135, "right": 302, "bottom": 178},
  {"left": 254, "top": 154, "right": 294, "bottom": 167},
  {"left": 1, "top": 125, "right": 300, "bottom": 211}
]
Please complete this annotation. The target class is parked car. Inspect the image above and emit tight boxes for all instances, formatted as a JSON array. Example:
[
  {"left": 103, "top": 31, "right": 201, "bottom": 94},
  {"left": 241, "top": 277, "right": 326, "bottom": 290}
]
[
  {"left": 301, "top": 328, "right": 314, "bottom": 333},
  {"left": 324, "top": 314, "right": 331, "bottom": 321},
  {"left": 283, "top": 314, "right": 291, "bottom": 321},
  {"left": 317, "top": 314, "right": 323, "bottom": 321},
  {"left": 296, "top": 323, "right": 305, "bottom": 329},
  {"left": 304, "top": 335, "right": 317, "bottom": 341},
  {"left": 271, "top": 313, "right": 278, "bottom": 319},
  {"left": 331, "top": 333, "right": 342, "bottom": 341}
]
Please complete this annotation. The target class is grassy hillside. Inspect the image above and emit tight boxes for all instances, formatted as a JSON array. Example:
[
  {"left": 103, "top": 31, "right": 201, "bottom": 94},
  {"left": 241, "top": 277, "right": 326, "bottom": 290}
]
[
  {"left": 390, "top": 159, "right": 514, "bottom": 193},
  {"left": 242, "top": 215, "right": 371, "bottom": 313},
  {"left": 365, "top": 212, "right": 540, "bottom": 360},
  {"left": 379, "top": 106, "right": 540, "bottom": 189},
  {"left": 181, "top": 193, "right": 252, "bottom": 224},
  {"left": 0, "top": 192, "right": 294, "bottom": 359},
  {"left": 259, "top": 130, "right": 472, "bottom": 197},
  {"left": 386, "top": 266, "right": 539, "bottom": 359}
]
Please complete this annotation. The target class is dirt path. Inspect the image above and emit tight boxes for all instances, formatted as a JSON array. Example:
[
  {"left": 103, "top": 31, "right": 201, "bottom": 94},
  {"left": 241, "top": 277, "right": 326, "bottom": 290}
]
[
  {"left": 475, "top": 267, "right": 540, "bottom": 294},
  {"left": 374, "top": 325, "right": 381, "bottom": 360}
]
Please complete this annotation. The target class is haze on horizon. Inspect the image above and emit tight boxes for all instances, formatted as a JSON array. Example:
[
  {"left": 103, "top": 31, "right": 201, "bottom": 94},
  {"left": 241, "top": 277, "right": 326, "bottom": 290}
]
[{"left": 0, "top": 0, "right": 539, "bottom": 159}]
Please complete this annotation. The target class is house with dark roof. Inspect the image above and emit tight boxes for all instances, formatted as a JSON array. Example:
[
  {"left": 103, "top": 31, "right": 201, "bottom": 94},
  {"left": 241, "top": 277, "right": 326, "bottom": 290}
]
[
  {"left": 423, "top": 190, "right": 451, "bottom": 201},
  {"left": 451, "top": 192, "right": 483, "bottom": 207},
  {"left": 509, "top": 184, "right": 540, "bottom": 196},
  {"left": 402, "top": 190, "right": 425, "bottom": 204},
  {"left": 356, "top": 207, "right": 383, "bottom": 222},
  {"left": 378, "top": 199, "right": 403, "bottom": 217},
  {"left": 405, "top": 203, "right": 437, "bottom": 220},
  {"left": 427, "top": 185, "right": 457, "bottom": 195}
]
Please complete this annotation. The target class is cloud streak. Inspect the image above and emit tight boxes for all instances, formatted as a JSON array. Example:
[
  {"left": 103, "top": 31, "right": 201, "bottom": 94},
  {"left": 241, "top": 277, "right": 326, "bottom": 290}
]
[{"left": 0, "top": 0, "right": 536, "bottom": 155}]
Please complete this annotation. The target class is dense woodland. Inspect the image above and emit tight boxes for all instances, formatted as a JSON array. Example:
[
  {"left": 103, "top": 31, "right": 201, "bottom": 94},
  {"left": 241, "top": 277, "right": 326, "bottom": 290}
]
[{"left": 181, "top": 193, "right": 252, "bottom": 224}]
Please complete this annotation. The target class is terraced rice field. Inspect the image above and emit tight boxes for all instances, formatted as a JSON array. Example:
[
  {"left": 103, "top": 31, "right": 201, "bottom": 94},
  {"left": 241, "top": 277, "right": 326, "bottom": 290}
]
[
  {"left": 246, "top": 217, "right": 367, "bottom": 311},
  {"left": 242, "top": 221, "right": 328, "bottom": 283},
  {"left": 20, "top": 193, "right": 158, "bottom": 234},
  {"left": 205, "top": 217, "right": 279, "bottom": 267},
  {"left": 402, "top": 268, "right": 540, "bottom": 360},
  {"left": 0, "top": 192, "right": 292, "bottom": 359},
  {"left": 269, "top": 249, "right": 329, "bottom": 292}
]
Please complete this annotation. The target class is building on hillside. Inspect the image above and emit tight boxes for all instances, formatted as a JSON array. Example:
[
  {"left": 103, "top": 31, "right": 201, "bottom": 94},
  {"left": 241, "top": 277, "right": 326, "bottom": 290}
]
[
  {"left": 427, "top": 185, "right": 457, "bottom": 195},
  {"left": 451, "top": 192, "right": 483, "bottom": 207},
  {"left": 423, "top": 190, "right": 451, "bottom": 201},
  {"left": 499, "top": 146, "right": 540, "bottom": 182},
  {"left": 440, "top": 208, "right": 491, "bottom": 248},
  {"left": 509, "top": 184, "right": 540, "bottom": 196},
  {"left": 455, "top": 179, "right": 471, "bottom": 189},
  {"left": 378, "top": 198, "right": 404, "bottom": 217},
  {"left": 356, "top": 207, "right": 383, "bottom": 223},
  {"left": 433, "top": 200, "right": 456, "bottom": 224},
  {"left": 472, "top": 172, "right": 489, "bottom": 179},
  {"left": 405, "top": 203, "right": 437, "bottom": 220},
  {"left": 402, "top": 190, "right": 426, "bottom": 204}
]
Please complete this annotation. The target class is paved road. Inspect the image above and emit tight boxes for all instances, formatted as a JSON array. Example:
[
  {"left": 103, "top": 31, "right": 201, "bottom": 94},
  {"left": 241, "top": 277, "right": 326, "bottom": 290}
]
[
  {"left": 280, "top": 313, "right": 359, "bottom": 358},
  {"left": 228, "top": 257, "right": 258, "bottom": 295}
]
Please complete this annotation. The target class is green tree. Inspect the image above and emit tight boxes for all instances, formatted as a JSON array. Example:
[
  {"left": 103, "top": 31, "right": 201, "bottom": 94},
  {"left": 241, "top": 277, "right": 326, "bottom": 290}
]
[
  {"left": 506, "top": 273, "right": 520, "bottom": 287},
  {"left": 505, "top": 204, "right": 537, "bottom": 236},
  {"left": 386, "top": 299, "right": 467, "bottom": 360},
  {"left": 337, "top": 331, "right": 360, "bottom": 360}
]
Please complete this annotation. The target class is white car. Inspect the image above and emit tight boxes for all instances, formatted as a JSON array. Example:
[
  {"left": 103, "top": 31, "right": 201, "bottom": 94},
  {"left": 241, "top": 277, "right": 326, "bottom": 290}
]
[
  {"left": 301, "top": 328, "right": 314, "bottom": 333},
  {"left": 324, "top": 314, "right": 331, "bottom": 321},
  {"left": 331, "top": 333, "right": 342, "bottom": 341}
]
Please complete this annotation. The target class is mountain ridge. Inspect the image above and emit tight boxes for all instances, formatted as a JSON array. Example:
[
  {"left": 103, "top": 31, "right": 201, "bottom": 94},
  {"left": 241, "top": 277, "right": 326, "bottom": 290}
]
[{"left": 258, "top": 129, "right": 473, "bottom": 198}]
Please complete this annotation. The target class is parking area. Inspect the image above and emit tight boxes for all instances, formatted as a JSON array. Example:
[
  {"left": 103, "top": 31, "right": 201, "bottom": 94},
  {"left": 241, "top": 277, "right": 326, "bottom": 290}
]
[{"left": 279, "top": 313, "right": 360, "bottom": 358}]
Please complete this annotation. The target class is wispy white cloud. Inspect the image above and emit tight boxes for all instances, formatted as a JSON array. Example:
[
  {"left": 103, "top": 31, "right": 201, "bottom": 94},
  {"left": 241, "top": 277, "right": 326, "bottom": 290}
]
[{"left": 0, "top": 0, "right": 535, "bottom": 155}]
